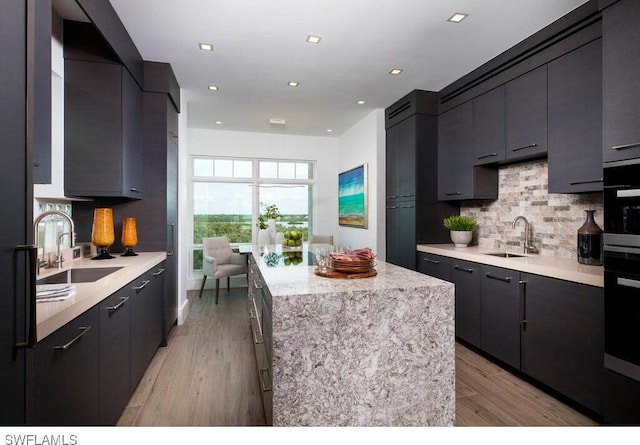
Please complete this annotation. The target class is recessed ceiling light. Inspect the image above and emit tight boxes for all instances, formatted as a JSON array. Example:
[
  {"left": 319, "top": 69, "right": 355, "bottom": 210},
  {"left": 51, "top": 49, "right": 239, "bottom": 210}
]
[
  {"left": 356, "top": 100, "right": 366, "bottom": 105},
  {"left": 306, "top": 35, "right": 322, "bottom": 44},
  {"left": 215, "top": 121, "right": 223, "bottom": 125},
  {"left": 208, "top": 85, "right": 219, "bottom": 91},
  {"left": 199, "top": 43, "right": 214, "bottom": 51},
  {"left": 447, "top": 12, "right": 468, "bottom": 23},
  {"left": 288, "top": 81, "right": 299, "bottom": 87},
  {"left": 327, "top": 129, "right": 333, "bottom": 133},
  {"left": 389, "top": 69, "right": 403, "bottom": 75}
]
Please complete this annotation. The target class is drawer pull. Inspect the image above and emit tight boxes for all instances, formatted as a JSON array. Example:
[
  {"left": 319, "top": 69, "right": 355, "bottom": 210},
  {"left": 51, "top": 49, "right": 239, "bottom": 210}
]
[
  {"left": 511, "top": 143, "right": 537, "bottom": 152},
  {"left": 618, "top": 277, "right": 640, "bottom": 289},
  {"left": 423, "top": 258, "right": 440, "bottom": 265},
  {"left": 486, "top": 273, "right": 511, "bottom": 283},
  {"left": 250, "top": 308, "right": 258, "bottom": 319},
  {"left": 129, "top": 187, "right": 142, "bottom": 193},
  {"left": 53, "top": 326, "right": 91, "bottom": 351},
  {"left": 612, "top": 141, "right": 640, "bottom": 151},
  {"left": 453, "top": 265, "right": 474, "bottom": 273},
  {"left": 477, "top": 153, "right": 498, "bottom": 160},
  {"left": 132, "top": 280, "right": 150, "bottom": 292},
  {"left": 152, "top": 268, "right": 165, "bottom": 276},
  {"left": 253, "top": 279, "right": 263, "bottom": 289},
  {"left": 259, "top": 368, "right": 272, "bottom": 392},
  {"left": 445, "top": 191, "right": 462, "bottom": 196},
  {"left": 107, "top": 296, "right": 129, "bottom": 313}
]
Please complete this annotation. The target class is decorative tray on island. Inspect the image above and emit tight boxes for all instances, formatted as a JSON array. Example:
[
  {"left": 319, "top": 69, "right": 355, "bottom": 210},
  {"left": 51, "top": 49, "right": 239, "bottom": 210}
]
[{"left": 314, "top": 248, "right": 377, "bottom": 279}]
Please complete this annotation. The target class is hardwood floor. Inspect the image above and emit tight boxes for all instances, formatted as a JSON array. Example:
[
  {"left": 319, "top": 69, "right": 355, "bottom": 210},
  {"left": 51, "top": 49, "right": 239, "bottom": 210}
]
[{"left": 118, "top": 287, "right": 598, "bottom": 427}]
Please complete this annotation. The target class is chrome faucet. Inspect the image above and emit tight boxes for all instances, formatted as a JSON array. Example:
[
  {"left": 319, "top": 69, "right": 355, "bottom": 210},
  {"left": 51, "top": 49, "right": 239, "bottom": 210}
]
[
  {"left": 512, "top": 216, "right": 538, "bottom": 254},
  {"left": 34, "top": 210, "right": 76, "bottom": 273}
]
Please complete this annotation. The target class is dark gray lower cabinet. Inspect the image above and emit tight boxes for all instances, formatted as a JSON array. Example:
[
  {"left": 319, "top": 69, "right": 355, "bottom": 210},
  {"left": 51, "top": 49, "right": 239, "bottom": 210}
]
[
  {"left": 520, "top": 273, "right": 604, "bottom": 415},
  {"left": 27, "top": 306, "right": 100, "bottom": 425},
  {"left": 130, "top": 264, "right": 165, "bottom": 391},
  {"left": 386, "top": 203, "right": 416, "bottom": 270},
  {"left": 417, "top": 252, "right": 451, "bottom": 282},
  {"left": 451, "top": 259, "right": 481, "bottom": 347},
  {"left": 480, "top": 265, "right": 521, "bottom": 370},
  {"left": 99, "top": 287, "right": 131, "bottom": 425}
]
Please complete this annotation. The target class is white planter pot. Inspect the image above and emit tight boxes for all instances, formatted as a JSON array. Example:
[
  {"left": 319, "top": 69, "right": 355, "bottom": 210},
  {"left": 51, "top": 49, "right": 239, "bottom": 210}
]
[
  {"left": 267, "top": 219, "right": 277, "bottom": 242},
  {"left": 258, "top": 229, "right": 271, "bottom": 245},
  {"left": 450, "top": 230, "right": 473, "bottom": 248}
]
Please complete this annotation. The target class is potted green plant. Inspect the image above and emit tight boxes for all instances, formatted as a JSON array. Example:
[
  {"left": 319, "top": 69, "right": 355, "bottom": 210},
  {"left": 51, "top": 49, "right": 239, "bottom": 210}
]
[
  {"left": 256, "top": 203, "right": 282, "bottom": 244},
  {"left": 443, "top": 215, "right": 477, "bottom": 247}
]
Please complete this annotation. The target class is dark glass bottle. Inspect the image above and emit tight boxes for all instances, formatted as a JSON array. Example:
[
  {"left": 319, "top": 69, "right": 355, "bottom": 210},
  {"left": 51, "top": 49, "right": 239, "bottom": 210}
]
[{"left": 577, "top": 210, "right": 603, "bottom": 265}]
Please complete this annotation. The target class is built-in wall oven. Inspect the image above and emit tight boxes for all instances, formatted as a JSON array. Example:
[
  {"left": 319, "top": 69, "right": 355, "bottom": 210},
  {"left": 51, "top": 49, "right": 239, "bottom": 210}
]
[{"left": 603, "top": 161, "right": 640, "bottom": 382}]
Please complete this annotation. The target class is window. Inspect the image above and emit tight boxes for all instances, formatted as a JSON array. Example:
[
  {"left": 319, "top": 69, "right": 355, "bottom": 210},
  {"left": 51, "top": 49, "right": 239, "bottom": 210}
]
[{"left": 190, "top": 157, "right": 314, "bottom": 273}]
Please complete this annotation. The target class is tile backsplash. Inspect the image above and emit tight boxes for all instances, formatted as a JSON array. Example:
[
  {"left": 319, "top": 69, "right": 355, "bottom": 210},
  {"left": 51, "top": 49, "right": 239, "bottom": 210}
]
[{"left": 460, "top": 160, "right": 603, "bottom": 259}]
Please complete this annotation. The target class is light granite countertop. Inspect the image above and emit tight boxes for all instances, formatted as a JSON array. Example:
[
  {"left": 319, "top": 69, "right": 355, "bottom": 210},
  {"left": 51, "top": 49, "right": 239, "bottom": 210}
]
[
  {"left": 252, "top": 244, "right": 455, "bottom": 426},
  {"left": 417, "top": 244, "right": 603, "bottom": 287},
  {"left": 35, "top": 251, "right": 166, "bottom": 340}
]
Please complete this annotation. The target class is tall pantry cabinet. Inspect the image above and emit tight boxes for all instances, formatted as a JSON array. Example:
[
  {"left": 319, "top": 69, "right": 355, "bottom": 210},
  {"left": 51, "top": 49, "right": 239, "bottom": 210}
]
[
  {"left": 385, "top": 90, "right": 457, "bottom": 270},
  {"left": 0, "top": 0, "right": 33, "bottom": 425}
]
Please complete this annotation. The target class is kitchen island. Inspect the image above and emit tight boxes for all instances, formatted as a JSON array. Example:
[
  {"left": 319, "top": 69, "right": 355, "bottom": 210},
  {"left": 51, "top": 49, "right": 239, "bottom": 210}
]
[{"left": 250, "top": 245, "right": 455, "bottom": 426}]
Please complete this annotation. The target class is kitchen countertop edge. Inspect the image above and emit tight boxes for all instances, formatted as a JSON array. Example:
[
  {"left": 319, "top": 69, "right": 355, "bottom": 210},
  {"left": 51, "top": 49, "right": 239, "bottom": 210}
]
[
  {"left": 417, "top": 244, "right": 604, "bottom": 288},
  {"left": 36, "top": 251, "right": 167, "bottom": 341}
]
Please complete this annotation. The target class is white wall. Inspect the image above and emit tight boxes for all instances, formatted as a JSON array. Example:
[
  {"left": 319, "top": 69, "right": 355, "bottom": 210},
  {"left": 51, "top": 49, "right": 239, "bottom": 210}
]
[{"left": 336, "top": 109, "right": 386, "bottom": 259}]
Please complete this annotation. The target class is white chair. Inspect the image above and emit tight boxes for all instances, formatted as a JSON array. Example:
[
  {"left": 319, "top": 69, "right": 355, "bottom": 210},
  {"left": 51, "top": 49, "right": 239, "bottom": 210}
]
[
  {"left": 199, "top": 236, "right": 248, "bottom": 304},
  {"left": 309, "top": 234, "right": 333, "bottom": 245}
]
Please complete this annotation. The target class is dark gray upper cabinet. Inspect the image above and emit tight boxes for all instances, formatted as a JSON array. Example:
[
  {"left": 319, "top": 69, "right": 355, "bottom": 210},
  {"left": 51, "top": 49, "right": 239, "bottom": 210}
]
[
  {"left": 603, "top": 0, "right": 640, "bottom": 163},
  {"left": 548, "top": 38, "right": 603, "bottom": 193},
  {"left": 438, "top": 101, "right": 498, "bottom": 201},
  {"left": 473, "top": 85, "right": 506, "bottom": 165},
  {"left": 505, "top": 65, "right": 548, "bottom": 161},
  {"left": 32, "top": 0, "right": 52, "bottom": 184},
  {"left": 64, "top": 59, "right": 143, "bottom": 198}
]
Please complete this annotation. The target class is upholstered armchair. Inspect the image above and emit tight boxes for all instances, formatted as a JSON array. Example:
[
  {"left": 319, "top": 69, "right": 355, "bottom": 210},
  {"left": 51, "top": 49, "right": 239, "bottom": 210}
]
[{"left": 199, "top": 236, "right": 248, "bottom": 304}]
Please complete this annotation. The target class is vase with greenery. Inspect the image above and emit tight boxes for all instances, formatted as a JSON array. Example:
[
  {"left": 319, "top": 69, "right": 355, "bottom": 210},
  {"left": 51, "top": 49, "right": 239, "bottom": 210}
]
[
  {"left": 256, "top": 203, "right": 282, "bottom": 229},
  {"left": 443, "top": 215, "right": 477, "bottom": 247}
]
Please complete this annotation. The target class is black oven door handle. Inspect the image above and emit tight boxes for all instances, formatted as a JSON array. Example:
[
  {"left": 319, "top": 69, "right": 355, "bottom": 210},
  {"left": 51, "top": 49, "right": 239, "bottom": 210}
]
[
  {"left": 604, "top": 245, "right": 640, "bottom": 255},
  {"left": 616, "top": 189, "right": 640, "bottom": 198},
  {"left": 618, "top": 277, "right": 640, "bottom": 289}
]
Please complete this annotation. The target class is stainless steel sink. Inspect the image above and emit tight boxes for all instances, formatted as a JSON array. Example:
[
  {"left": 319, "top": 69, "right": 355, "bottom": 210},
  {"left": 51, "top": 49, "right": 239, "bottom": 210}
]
[
  {"left": 36, "top": 267, "right": 123, "bottom": 285},
  {"left": 484, "top": 252, "right": 525, "bottom": 258}
]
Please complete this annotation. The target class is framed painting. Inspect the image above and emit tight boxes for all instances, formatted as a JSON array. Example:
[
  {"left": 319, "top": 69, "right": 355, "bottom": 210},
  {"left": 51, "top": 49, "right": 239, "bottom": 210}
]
[{"left": 338, "top": 163, "right": 367, "bottom": 228}]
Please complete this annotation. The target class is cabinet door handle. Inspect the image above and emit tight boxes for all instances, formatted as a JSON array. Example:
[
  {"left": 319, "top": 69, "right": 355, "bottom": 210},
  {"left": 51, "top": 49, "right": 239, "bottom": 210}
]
[
  {"left": 249, "top": 308, "right": 258, "bottom": 319},
  {"left": 445, "top": 192, "right": 462, "bottom": 196},
  {"left": 152, "top": 268, "right": 165, "bottom": 276},
  {"left": 16, "top": 244, "right": 38, "bottom": 349},
  {"left": 53, "top": 326, "right": 91, "bottom": 351},
  {"left": 132, "top": 280, "right": 150, "bottom": 292},
  {"left": 454, "top": 265, "right": 474, "bottom": 273},
  {"left": 107, "top": 296, "right": 129, "bottom": 313},
  {"left": 568, "top": 178, "right": 603, "bottom": 185},
  {"left": 253, "top": 279, "right": 263, "bottom": 289},
  {"left": 511, "top": 143, "right": 537, "bottom": 152},
  {"left": 259, "top": 368, "right": 273, "bottom": 392},
  {"left": 253, "top": 328, "right": 264, "bottom": 345},
  {"left": 387, "top": 195, "right": 398, "bottom": 199},
  {"left": 618, "top": 277, "right": 640, "bottom": 289},
  {"left": 519, "top": 280, "right": 527, "bottom": 329},
  {"left": 477, "top": 153, "right": 498, "bottom": 160},
  {"left": 423, "top": 258, "right": 440, "bottom": 265},
  {"left": 617, "top": 189, "right": 640, "bottom": 198},
  {"left": 129, "top": 187, "right": 142, "bottom": 193},
  {"left": 612, "top": 141, "right": 640, "bottom": 151},
  {"left": 399, "top": 205, "right": 414, "bottom": 209},
  {"left": 167, "top": 223, "right": 175, "bottom": 256},
  {"left": 486, "top": 273, "right": 511, "bottom": 283}
]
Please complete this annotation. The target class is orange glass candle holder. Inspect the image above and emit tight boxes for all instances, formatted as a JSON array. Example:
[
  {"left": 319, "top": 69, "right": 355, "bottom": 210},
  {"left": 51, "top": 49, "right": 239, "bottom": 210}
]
[
  {"left": 121, "top": 217, "right": 138, "bottom": 256},
  {"left": 91, "top": 208, "right": 115, "bottom": 260}
]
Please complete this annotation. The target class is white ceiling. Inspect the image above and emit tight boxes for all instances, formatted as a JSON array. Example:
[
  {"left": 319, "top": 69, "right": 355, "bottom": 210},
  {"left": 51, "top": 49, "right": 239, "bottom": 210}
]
[{"left": 97, "top": 1, "right": 588, "bottom": 137}]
